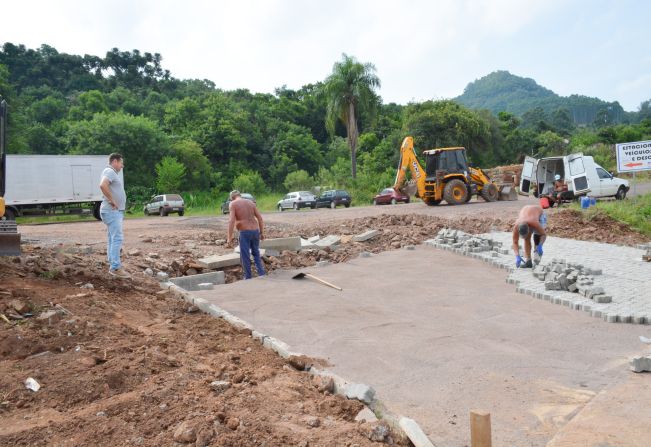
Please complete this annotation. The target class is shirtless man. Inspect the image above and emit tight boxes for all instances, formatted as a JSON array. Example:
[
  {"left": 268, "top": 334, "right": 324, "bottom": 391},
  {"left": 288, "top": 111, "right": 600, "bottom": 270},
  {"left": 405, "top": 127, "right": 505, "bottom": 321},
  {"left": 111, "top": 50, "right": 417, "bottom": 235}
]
[
  {"left": 512, "top": 204, "right": 547, "bottom": 268},
  {"left": 226, "top": 190, "right": 266, "bottom": 279}
]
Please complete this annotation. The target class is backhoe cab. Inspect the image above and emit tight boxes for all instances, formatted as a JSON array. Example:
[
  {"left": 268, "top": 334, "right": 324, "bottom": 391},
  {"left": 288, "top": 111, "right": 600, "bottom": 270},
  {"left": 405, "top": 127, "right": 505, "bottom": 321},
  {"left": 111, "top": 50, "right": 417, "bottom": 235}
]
[{"left": 393, "top": 136, "right": 499, "bottom": 206}]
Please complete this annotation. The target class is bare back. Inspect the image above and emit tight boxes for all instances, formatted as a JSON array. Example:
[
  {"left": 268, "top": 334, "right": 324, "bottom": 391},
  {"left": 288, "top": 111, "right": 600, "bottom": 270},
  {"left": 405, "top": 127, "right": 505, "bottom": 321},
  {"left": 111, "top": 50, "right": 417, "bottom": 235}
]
[
  {"left": 229, "top": 198, "right": 262, "bottom": 231},
  {"left": 516, "top": 205, "right": 543, "bottom": 226}
]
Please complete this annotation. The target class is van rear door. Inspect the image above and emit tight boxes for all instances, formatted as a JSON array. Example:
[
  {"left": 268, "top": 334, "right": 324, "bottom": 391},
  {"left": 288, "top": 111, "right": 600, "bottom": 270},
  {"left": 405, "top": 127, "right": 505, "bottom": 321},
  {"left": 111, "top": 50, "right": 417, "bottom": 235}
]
[
  {"left": 519, "top": 156, "right": 537, "bottom": 195},
  {"left": 567, "top": 154, "right": 590, "bottom": 195}
]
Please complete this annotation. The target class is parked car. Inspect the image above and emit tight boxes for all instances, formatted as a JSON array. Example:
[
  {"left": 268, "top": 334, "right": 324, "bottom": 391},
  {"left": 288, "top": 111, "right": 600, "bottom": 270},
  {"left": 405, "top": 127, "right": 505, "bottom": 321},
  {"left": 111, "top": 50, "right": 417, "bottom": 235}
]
[
  {"left": 220, "top": 193, "right": 256, "bottom": 214},
  {"left": 144, "top": 194, "right": 185, "bottom": 216},
  {"left": 373, "top": 187, "right": 410, "bottom": 205},
  {"left": 277, "top": 191, "right": 317, "bottom": 211},
  {"left": 316, "top": 190, "right": 352, "bottom": 209}
]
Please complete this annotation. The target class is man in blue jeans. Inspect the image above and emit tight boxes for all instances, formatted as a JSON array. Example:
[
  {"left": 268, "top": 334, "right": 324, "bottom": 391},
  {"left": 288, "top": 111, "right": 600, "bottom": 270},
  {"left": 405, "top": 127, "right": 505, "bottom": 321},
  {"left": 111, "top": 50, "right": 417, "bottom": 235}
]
[
  {"left": 99, "top": 153, "right": 130, "bottom": 278},
  {"left": 226, "top": 190, "right": 266, "bottom": 279}
]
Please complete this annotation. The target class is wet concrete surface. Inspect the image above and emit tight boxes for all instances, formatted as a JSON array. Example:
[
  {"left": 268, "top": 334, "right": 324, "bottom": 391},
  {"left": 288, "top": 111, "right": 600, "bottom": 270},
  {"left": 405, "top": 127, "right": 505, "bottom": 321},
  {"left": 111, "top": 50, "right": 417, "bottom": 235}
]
[{"left": 192, "top": 245, "right": 649, "bottom": 446}]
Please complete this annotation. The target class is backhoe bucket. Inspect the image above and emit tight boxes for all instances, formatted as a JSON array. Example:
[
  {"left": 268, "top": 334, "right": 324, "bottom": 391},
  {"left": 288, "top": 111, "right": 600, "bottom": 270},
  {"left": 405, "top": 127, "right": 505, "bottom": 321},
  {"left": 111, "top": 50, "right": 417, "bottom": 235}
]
[
  {"left": 0, "top": 221, "right": 21, "bottom": 256},
  {"left": 401, "top": 180, "right": 418, "bottom": 197},
  {"left": 497, "top": 184, "right": 518, "bottom": 201}
]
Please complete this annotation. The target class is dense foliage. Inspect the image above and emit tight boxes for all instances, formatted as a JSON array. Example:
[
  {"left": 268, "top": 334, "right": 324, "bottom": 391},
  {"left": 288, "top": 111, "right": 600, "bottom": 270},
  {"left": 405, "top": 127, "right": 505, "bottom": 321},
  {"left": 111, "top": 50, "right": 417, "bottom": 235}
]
[{"left": 1, "top": 43, "right": 650, "bottom": 207}]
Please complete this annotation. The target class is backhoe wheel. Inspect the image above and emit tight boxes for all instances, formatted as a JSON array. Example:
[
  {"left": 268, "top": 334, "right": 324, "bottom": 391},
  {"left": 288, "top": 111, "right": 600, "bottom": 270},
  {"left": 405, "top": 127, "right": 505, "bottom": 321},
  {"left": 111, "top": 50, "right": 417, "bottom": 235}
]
[
  {"left": 443, "top": 179, "right": 468, "bottom": 205},
  {"left": 425, "top": 199, "right": 441, "bottom": 206},
  {"left": 480, "top": 183, "right": 499, "bottom": 202}
]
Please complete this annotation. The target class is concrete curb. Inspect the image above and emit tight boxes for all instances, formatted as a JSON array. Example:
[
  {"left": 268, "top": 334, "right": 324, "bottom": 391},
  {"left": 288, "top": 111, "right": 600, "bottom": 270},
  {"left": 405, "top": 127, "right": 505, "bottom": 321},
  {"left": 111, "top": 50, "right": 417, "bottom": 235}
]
[{"left": 164, "top": 281, "right": 436, "bottom": 446}]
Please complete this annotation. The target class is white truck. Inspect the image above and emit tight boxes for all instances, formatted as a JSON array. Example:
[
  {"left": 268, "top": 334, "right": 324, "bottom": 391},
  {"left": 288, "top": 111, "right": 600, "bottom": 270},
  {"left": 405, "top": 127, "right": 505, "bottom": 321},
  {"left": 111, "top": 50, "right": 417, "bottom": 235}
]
[
  {"left": 520, "top": 153, "right": 630, "bottom": 201},
  {"left": 3, "top": 155, "right": 116, "bottom": 220}
]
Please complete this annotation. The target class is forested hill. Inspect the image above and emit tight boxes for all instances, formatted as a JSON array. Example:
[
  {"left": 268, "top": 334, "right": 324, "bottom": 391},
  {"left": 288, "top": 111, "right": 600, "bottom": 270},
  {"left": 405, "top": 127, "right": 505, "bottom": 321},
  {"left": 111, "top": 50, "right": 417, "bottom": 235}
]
[{"left": 455, "top": 71, "right": 628, "bottom": 125}]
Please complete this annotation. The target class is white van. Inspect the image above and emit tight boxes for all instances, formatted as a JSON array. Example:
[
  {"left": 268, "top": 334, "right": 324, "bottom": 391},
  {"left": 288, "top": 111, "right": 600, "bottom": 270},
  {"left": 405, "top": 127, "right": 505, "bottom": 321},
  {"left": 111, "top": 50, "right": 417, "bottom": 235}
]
[{"left": 520, "top": 154, "right": 630, "bottom": 200}]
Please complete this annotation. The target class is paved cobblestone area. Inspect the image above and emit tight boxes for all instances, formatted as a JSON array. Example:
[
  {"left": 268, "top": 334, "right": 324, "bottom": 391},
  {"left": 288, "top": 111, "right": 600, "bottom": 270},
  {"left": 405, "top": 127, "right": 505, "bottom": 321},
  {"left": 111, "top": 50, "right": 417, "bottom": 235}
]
[{"left": 426, "top": 231, "right": 651, "bottom": 325}]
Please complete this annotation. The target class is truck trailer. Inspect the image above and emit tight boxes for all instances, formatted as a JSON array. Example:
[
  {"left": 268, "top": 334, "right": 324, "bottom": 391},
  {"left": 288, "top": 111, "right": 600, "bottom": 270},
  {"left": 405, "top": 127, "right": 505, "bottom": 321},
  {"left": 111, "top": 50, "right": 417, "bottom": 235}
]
[{"left": 3, "top": 154, "right": 115, "bottom": 220}]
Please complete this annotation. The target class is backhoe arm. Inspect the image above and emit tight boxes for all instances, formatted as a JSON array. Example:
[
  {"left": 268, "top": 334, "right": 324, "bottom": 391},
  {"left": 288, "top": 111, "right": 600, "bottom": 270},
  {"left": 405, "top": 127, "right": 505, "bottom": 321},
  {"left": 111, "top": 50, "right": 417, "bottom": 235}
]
[{"left": 393, "top": 137, "right": 426, "bottom": 198}]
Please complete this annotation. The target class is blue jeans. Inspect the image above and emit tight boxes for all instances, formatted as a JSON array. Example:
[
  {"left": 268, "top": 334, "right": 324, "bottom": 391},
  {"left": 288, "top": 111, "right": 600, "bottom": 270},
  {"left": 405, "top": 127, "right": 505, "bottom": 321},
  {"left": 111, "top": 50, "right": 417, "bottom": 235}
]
[
  {"left": 239, "top": 230, "right": 265, "bottom": 280},
  {"left": 101, "top": 210, "right": 124, "bottom": 270}
]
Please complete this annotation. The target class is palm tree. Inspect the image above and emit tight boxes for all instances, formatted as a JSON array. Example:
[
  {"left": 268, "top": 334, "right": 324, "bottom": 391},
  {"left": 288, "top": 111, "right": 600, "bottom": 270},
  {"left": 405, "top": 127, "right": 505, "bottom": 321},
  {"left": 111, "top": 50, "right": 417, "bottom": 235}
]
[{"left": 322, "top": 54, "right": 380, "bottom": 178}]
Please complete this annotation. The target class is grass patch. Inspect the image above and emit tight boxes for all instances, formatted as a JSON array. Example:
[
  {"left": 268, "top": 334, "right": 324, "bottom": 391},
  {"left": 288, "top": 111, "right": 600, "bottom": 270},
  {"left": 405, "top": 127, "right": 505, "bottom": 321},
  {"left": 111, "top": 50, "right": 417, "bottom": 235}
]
[{"left": 591, "top": 193, "right": 651, "bottom": 237}]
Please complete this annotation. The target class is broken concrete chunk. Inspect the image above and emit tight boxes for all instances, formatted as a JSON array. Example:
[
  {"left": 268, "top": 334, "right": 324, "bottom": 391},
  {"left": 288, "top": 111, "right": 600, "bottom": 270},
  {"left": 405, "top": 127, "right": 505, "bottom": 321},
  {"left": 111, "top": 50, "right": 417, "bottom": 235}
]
[
  {"left": 300, "top": 238, "right": 316, "bottom": 249},
  {"left": 355, "top": 407, "right": 378, "bottom": 423},
  {"left": 260, "top": 237, "right": 301, "bottom": 252},
  {"left": 198, "top": 253, "right": 241, "bottom": 269},
  {"left": 210, "top": 380, "right": 231, "bottom": 393},
  {"left": 170, "top": 272, "right": 225, "bottom": 291},
  {"left": 352, "top": 230, "right": 379, "bottom": 242},
  {"left": 343, "top": 383, "right": 375, "bottom": 404},
  {"left": 314, "top": 235, "right": 341, "bottom": 249},
  {"left": 398, "top": 417, "right": 435, "bottom": 447}
]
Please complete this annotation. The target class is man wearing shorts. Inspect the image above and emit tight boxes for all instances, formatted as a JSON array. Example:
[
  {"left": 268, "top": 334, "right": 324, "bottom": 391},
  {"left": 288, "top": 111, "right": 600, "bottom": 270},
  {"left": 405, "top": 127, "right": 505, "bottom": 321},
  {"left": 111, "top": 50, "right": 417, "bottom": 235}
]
[{"left": 512, "top": 204, "right": 547, "bottom": 268}]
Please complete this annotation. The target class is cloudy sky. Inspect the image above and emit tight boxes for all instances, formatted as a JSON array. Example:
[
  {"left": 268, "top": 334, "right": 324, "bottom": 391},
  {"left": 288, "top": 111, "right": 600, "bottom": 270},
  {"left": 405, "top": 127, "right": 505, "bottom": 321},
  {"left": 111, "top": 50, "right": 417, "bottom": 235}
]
[{"left": 3, "top": 0, "right": 649, "bottom": 111}]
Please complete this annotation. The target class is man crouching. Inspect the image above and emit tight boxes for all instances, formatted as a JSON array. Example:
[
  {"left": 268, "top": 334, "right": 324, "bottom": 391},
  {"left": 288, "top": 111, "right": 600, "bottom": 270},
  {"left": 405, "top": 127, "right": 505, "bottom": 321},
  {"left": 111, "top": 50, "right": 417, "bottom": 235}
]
[{"left": 512, "top": 204, "right": 547, "bottom": 268}]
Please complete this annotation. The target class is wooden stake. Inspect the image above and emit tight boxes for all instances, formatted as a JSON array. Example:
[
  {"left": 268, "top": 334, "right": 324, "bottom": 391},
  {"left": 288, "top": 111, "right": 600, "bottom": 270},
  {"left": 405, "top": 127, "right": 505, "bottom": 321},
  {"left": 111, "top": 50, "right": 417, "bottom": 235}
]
[{"left": 470, "top": 410, "right": 492, "bottom": 447}]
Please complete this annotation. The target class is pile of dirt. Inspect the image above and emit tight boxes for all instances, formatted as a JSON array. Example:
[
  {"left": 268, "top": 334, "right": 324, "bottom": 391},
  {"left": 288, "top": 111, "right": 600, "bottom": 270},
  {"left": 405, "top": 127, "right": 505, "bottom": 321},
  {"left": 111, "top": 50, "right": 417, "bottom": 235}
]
[
  {"left": 0, "top": 251, "right": 404, "bottom": 446},
  {"left": 547, "top": 208, "right": 649, "bottom": 245}
]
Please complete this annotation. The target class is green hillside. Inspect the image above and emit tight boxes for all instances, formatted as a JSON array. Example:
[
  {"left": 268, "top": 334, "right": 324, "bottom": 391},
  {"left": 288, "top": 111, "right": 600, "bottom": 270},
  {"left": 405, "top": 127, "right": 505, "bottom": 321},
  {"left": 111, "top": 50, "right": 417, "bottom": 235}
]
[{"left": 455, "top": 70, "right": 628, "bottom": 125}]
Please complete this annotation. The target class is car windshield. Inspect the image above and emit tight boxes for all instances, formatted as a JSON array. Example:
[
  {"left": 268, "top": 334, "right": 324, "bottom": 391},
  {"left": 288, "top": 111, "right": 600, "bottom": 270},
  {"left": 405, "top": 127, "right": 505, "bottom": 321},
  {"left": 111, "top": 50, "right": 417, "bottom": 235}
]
[
  {"left": 382, "top": 188, "right": 393, "bottom": 194},
  {"left": 241, "top": 194, "right": 255, "bottom": 200},
  {"left": 167, "top": 194, "right": 183, "bottom": 201}
]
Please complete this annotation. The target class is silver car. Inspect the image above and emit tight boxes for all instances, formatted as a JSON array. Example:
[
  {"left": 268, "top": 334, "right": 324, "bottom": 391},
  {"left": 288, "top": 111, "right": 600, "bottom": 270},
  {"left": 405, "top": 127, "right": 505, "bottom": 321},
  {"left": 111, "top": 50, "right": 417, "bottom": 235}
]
[
  {"left": 144, "top": 194, "right": 185, "bottom": 216},
  {"left": 277, "top": 191, "right": 316, "bottom": 211}
]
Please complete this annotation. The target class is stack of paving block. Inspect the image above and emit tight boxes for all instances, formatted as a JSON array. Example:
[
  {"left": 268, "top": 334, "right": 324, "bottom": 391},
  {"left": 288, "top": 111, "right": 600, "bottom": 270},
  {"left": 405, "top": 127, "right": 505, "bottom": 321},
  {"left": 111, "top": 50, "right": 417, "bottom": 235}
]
[
  {"left": 433, "top": 229, "right": 504, "bottom": 254},
  {"left": 531, "top": 258, "right": 611, "bottom": 303}
]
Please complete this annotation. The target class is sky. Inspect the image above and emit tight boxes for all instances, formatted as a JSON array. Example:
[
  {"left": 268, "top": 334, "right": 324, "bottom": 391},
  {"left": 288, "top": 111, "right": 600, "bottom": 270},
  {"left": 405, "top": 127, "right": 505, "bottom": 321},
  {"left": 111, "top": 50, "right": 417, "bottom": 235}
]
[{"left": 2, "top": 0, "right": 650, "bottom": 111}]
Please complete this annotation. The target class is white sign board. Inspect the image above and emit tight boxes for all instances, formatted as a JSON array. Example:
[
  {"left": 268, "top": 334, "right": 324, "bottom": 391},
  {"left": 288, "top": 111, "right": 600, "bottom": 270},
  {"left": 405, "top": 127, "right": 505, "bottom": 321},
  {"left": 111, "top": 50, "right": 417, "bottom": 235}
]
[{"left": 616, "top": 140, "right": 651, "bottom": 173}]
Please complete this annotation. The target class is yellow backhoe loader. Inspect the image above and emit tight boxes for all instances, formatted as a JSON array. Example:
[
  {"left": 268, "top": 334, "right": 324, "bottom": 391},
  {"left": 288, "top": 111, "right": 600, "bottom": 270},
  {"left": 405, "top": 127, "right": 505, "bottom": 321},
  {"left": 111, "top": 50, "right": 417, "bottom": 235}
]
[
  {"left": 393, "top": 136, "right": 506, "bottom": 206},
  {"left": 0, "top": 97, "right": 21, "bottom": 255}
]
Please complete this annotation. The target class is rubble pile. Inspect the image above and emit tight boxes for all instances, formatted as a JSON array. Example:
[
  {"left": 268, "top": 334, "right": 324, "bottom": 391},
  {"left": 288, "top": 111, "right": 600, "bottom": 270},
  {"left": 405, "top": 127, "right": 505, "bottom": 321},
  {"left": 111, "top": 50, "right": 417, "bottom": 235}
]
[{"left": 531, "top": 258, "right": 612, "bottom": 303}]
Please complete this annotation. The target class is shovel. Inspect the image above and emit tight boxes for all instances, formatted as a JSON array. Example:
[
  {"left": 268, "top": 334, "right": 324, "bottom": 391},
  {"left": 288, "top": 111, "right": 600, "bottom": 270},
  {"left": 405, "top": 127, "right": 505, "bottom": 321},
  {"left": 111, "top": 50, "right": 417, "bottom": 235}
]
[{"left": 292, "top": 272, "right": 342, "bottom": 291}]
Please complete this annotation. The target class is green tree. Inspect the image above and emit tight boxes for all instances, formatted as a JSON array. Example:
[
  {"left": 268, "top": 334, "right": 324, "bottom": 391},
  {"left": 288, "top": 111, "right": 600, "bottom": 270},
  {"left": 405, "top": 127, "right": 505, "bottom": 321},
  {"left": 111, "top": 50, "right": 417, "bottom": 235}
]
[
  {"left": 232, "top": 170, "right": 266, "bottom": 195},
  {"left": 322, "top": 54, "right": 380, "bottom": 178},
  {"left": 68, "top": 90, "right": 108, "bottom": 120},
  {"left": 170, "top": 139, "right": 212, "bottom": 191},
  {"left": 283, "top": 170, "right": 313, "bottom": 192},
  {"left": 66, "top": 112, "right": 170, "bottom": 187},
  {"left": 155, "top": 156, "right": 186, "bottom": 191}
]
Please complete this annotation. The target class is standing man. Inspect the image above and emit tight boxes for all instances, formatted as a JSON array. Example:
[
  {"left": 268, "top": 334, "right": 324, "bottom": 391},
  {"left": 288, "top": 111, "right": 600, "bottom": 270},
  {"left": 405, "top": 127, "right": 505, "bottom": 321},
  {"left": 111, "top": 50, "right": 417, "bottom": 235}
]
[
  {"left": 99, "top": 153, "right": 130, "bottom": 278},
  {"left": 227, "top": 190, "right": 266, "bottom": 279},
  {"left": 512, "top": 204, "right": 547, "bottom": 268}
]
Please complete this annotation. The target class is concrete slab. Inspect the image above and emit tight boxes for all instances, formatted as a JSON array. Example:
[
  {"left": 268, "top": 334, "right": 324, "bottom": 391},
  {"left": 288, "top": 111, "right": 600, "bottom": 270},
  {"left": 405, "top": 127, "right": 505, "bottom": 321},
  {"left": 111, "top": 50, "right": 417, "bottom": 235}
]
[
  {"left": 353, "top": 229, "right": 380, "bottom": 242},
  {"left": 191, "top": 247, "right": 647, "bottom": 447},
  {"left": 197, "top": 253, "right": 241, "bottom": 269},
  {"left": 260, "top": 237, "right": 301, "bottom": 252},
  {"left": 233, "top": 246, "right": 266, "bottom": 257},
  {"left": 314, "top": 235, "right": 340, "bottom": 249},
  {"left": 169, "top": 271, "right": 225, "bottom": 291},
  {"left": 300, "top": 238, "right": 316, "bottom": 249}
]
